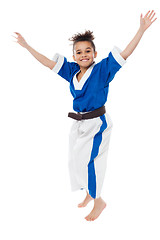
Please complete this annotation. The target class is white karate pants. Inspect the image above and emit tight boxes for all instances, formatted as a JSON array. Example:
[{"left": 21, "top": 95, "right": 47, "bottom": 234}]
[{"left": 68, "top": 112, "right": 113, "bottom": 199}]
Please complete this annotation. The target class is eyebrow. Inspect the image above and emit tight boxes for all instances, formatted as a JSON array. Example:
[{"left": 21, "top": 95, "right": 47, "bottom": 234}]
[{"left": 76, "top": 47, "right": 92, "bottom": 52}]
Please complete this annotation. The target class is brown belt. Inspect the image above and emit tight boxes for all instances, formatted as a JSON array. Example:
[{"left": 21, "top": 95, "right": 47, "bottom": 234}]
[{"left": 68, "top": 106, "right": 106, "bottom": 121}]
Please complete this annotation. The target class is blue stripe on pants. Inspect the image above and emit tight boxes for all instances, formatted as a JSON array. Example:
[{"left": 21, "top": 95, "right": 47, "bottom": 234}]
[{"left": 88, "top": 115, "right": 107, "bottom": 199}]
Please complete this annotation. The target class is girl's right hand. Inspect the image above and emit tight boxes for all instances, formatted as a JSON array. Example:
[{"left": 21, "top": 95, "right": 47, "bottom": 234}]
[{"left": 13, "top": 32, "right": 28, "bottom": 48}]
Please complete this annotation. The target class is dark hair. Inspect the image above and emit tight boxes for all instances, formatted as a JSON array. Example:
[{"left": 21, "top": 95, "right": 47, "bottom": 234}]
[{"left": 69, "top": 30, "right": 96, "bottom": 52}]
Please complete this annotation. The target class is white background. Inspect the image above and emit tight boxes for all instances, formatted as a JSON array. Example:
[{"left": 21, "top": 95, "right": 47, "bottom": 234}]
[{"left": 0, "top": 0, "right": 160, "bottom": 239}]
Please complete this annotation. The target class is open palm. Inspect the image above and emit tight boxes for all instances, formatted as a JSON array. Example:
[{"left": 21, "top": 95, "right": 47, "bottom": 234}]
[{"left": 140, "top": 10, "right": 157, "bottom": 32}]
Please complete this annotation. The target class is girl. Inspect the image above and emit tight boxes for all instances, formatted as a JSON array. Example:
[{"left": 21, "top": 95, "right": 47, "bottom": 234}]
[{"left": 13, "top": 10, "right": 157, "bottom": 221}]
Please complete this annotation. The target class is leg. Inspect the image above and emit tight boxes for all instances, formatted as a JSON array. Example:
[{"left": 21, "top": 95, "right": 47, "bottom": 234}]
[
  {"left": 84, "top": 113, "right": 112, "bottom": 220},
  {"left": 85, "top": 197, "right": 107, "bottom": 221},
  {"left": 68, "top": 121, "right": 81, "bottom": 191},
  {"left": 78, "top": 190, "right": 93, "bottom": 208}
]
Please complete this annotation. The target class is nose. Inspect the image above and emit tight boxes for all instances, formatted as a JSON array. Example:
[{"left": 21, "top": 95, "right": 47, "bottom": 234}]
[{"left": 82, "top": 52, "right": 87, "bottom": 57}]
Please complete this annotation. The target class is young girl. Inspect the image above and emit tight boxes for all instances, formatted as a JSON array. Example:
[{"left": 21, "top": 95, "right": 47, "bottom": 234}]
[{"left": 13, "top": 10, "right": 157, "bottom": 221}]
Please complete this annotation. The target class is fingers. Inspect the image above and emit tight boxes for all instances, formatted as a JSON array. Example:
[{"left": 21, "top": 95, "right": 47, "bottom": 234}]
[
  {"left": 144, "top": 10, "right": 151, "bottom": 18},
  {"left": 149, "top": 10, "right": 157, "bottom": 23},
  {"left": 11, "top": 32, "right": 23, "bottom": 44},
  {"left": 12, "top": 32, "right": 19, "bottom": 39},
  {"left": 143, "top": 10, "right": 157, "bottom": 24},
  {"left": 11, "top": 33, "right": 18, "bottom": 43},
  {"left": 12, "top": 32, "right": 24, "bottom": 41},
  {"left": 14, "top": 32, "right": 20, "bottom": 35},
  {"left": 150, "top": 12, "right": 155, "bottom": 20},
  {"left": 11, "top": 35, "right": 17, "bottom": 39},
  {"left": 11, "top": 33, "right": 18, "bottom": 41},
  {"left": 150, "top": 11, "right": 157, "bottom": 23},
  {"left": 14, "top": 32, "right": 23, "bottom": 38},
  {"left": 148, "top": 10, "right": 155, "bottom": 19},
  {"left": 151, "top": 16, "right": 157, "bottom": 24},
  {"left": 144, "top": 10, "right": 156, "bottom": 20}
]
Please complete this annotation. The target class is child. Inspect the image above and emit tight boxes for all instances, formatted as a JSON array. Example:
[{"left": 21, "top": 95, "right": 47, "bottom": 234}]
[{"left": 13, "top": 10, "right": 157, "bottom": 221}]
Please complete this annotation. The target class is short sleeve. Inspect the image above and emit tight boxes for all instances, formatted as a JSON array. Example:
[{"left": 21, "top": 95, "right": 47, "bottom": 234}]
[
  {"left": 110, "top": 46, "right": 126, "bottom": 68},
  {"left": 51, "top": 53, "right": 79, "bottom": 83},
  {"left": 100, "top": 46, "right": 126, "bottom": 85}
]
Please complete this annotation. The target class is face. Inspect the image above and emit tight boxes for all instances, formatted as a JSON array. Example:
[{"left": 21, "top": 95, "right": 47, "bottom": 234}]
[{"left": 73, "top": 41, "right": 97, "bottom": 69}]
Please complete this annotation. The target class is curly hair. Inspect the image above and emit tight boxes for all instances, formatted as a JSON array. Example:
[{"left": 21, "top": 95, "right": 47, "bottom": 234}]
[{"left": 69, "top": 30, "right": 96, "bottom": 52}]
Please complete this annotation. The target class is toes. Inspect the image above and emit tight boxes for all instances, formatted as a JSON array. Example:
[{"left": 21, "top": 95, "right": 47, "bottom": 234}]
[
  {"left": 78, "top": 200, "right": 86, "bottom": 208},
  {"left": 85, "top": 214, "right": 90, "bottom": 221},
  {"left": 85, "top": 216, "right": 91, "bottom": 221},
  {"left": 85, "top": 213, "right": 93, "bottom": 221},
  {"left": 78, "top": 203, "right": 84, "bottom": 208}
]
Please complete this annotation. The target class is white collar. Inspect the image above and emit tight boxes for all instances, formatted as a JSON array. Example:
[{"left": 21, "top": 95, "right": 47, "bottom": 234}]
[{"left": 73, "top": 63, "right": 95, "bottom": 90}]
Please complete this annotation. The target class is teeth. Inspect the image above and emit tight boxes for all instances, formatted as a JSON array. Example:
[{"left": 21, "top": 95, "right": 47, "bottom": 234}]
[{"left": 81, "top": 59, "right": 88, "bottom": 61}]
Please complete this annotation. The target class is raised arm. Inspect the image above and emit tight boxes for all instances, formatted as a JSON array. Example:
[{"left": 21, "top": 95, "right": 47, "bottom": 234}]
[
  {"left": 120, "top": 10, "right": 157, "bottom": 60},
  {"left": 13, "top": 32, "right": 56, "bottom": 70}
]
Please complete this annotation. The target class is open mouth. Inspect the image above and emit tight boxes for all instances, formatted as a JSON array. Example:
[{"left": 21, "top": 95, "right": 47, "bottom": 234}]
[{"left": 81, "top": 59, "right": 89, "bottom": 62}]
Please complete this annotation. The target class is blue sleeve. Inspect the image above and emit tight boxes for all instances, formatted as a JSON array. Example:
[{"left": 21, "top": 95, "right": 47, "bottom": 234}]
[
  {"left": 51, "top": 53, "right": 80, "bottom": 83},
  {"left": 99, "top": 46, "right": 126, "bottom": 85}
]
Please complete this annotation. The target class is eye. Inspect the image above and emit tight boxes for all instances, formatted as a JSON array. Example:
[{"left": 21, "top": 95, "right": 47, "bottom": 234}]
[
  {"left": 76, "top": 52, "right": 81, "bottom": 54},
  {"left": 86, "top": 50, "right": 91, "bottom": 53}
]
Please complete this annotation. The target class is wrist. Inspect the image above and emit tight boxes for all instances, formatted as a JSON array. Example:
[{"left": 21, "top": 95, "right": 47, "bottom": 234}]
[{"left": 138, "top": 27, "right": 145, "bottom": 35}]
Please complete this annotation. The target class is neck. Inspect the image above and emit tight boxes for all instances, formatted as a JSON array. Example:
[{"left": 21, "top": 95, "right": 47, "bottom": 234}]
[
  {"left": 80, "top": 67, "right": 88, "bottom": 75},
  {"left": 79, "top": 62, "right": 95, "bottom": 75}
]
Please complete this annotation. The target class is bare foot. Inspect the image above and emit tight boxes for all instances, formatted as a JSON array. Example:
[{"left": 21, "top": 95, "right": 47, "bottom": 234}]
[
  {"left": 85, "top": 197, "right": 106, "bottom": 221},
  {"left": 78, "top": 191, "right": 93, "bottom": 208}
]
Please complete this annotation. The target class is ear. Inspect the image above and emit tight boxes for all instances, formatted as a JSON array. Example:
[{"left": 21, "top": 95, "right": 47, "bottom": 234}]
[
  {"left": 94, "top": 51, "right": 97, "bottom": 58},
  {"left": 73, "top": 54, "right": 76, "bottom": 61}
]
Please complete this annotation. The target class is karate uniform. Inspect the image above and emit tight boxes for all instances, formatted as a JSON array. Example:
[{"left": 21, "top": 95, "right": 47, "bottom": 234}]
[{"left": 52, "top": 46, "right": 126, "bottom": 198}]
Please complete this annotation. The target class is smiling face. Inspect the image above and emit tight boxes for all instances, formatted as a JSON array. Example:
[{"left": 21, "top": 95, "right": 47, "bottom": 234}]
[{"left": 73, "top": 41, "right": 97, "bottom": 70}]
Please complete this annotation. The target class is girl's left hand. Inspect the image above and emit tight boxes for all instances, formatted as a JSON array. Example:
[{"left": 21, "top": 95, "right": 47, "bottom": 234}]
[{"left": 140, "top": 10, "right": 157, "bottom": 32}]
